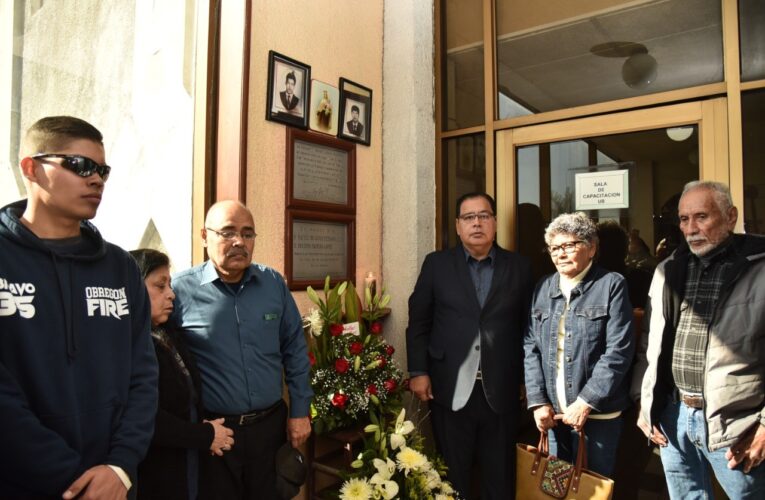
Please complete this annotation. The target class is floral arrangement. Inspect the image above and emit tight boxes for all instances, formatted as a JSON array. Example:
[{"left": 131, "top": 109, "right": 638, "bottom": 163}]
[
  {"left": 339, "top": 407, "right": 459, "bottom": 500},
  {"left": 305, "top": 277, "right": 405, "bottom": 435}
]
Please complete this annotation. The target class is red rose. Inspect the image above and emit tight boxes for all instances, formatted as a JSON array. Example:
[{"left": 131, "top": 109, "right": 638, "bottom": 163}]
[
  {"left": 377, "top": 355, "right": 387, "bottom": 368},
  {"left": 349, "top": 341, "right": 363, "bottom": 356},
  {"left": 383, "top": 379, "right": 397, "bottom": 393},
  {"left": 330, "top": 323, "right": 344, "bottom": 336},
  {"left": 331, "top": 392, "right": 349, "bottom": 409},
  {"left": 370, "top": 322, "right": 383, "bottom": 335},
  {"left": 385, "top": 345, "right": 395, "bottom": 356},
  {"left": 308, "top": 352, "right": 316, "bottom": 366},
  {"left": 367, "top": 384, "right": 378, "bottom": 395},
  {"left": 335, "top": 358, "right": 350, "bottom": 373}
]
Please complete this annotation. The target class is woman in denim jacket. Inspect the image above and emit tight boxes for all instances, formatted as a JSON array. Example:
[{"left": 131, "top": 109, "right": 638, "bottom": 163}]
[{"left": 524, "top": 212, "right": 635, "bottom": 477}]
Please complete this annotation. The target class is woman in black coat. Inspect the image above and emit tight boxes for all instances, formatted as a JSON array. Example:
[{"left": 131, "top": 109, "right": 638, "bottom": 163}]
[{"left": 131, "top": 249, "right": 234, "bottom": 500}]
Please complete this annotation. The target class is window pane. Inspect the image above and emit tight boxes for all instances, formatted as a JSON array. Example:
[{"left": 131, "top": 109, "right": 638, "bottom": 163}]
[
  {"left": 740, "top": 0, "right": 765, "bottom": 82},
  {"left": 496, "top": 0, "right": 723, "bottom": 119},
  {"left": 743, "top": 90, "right": 765, "bottom": 234},
  {"left": 516, "top": 127, "right": 698, "bottom": 290},
  {"left": 443, "top": 0, "right": 484, "bottom": 130},
  {"left": 443, "top": 134, "right": 486, "bottom": 247},
  {"left": 1, "top": 1, "right": 199, "bottom": 268}
]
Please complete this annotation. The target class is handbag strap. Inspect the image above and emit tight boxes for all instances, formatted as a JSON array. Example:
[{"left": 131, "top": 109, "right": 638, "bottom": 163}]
[
  {"left": 571, "top": 428, "right": 587, "bottom": 493},
  {"left": 531, "top": 430, "right": 549, "bottom": 475}
]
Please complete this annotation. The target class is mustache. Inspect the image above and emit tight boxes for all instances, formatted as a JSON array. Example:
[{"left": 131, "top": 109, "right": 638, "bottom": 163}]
[
  {"left": 686, "top": 236, "right": 707, "bottom": 243},
  {"left": 226, "top": 248, "right": 249, "bottom": 258}
]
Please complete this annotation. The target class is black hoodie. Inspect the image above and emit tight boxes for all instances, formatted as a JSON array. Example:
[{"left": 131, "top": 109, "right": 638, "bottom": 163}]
[{"left": 0, "top": 200, "right": 158, "bottom": 498}]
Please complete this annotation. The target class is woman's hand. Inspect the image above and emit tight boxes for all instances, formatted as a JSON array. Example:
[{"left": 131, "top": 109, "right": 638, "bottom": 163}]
[
  {"left": 560, "top": 399, "right": 591, "bottom": 431},
  {"left": 206, "top": 418, "right": 235, "bottom": 456},
  {"left": 533, "top": 405, "right": 556, "bottom": 432}
]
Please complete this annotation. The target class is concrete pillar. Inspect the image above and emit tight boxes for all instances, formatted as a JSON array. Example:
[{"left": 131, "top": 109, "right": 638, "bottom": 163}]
[{"left": 381, "top": 0, "right": 435, "bottom": 369}]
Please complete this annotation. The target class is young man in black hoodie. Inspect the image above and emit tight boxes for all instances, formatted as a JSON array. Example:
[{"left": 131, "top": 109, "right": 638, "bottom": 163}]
[{"left": 0, "top": 116, "right": 158, "bottom": 499}]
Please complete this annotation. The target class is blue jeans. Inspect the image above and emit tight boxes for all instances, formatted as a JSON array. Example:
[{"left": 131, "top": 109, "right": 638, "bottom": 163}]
[
  {"left": 548, "top": 416, "right": 622, "bottom": 477},
  {"left": 658, "top": 400, "right": 765, "bottom": 499}
]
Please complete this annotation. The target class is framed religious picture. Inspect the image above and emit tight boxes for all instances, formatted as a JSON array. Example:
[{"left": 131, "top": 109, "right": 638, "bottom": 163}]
[
  {"left": 285, "top": 210, "right": 355, "bottom": 290},
  {"left": 308, "top": 80, "right": 340, "bottom": 136},
  {"left": 266, "top": 50, "right": 310, "bottom": 128},
  {"left": 337, "top": 77, "right": 372, "bottom": 146},
  {"left": 286, "top": 128, "right": 356, "bottom": 213}
]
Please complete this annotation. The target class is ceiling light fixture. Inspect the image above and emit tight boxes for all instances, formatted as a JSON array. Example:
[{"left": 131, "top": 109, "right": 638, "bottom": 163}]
[{"left": 666, "top": 126, "right": 694, "bottom": 142}]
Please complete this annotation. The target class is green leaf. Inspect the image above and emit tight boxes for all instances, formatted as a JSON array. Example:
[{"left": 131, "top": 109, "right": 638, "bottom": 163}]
[
  {"left": 344, "top": 281, "right": 360, "bottom": 322},
  {"left": 379, "top": 294, "right": 391, "bottom": 309}
]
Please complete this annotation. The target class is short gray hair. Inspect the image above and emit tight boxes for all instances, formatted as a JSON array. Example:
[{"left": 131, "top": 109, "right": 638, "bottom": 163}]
[
  {"left": 681, "top": 181, "right": 733, "bottom": 216},
  {"left": 544, "top": 212, "right": 598, "bottom": 247}
]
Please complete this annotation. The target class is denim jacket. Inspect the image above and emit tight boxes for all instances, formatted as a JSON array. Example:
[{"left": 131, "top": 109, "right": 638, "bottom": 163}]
[{"left": 524, "top": 264, "right": 635, "bottom": 414}]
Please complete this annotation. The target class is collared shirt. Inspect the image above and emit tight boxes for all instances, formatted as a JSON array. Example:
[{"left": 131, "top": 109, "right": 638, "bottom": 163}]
[
  {"left": 451, "top": 246, "right": 496, "bottom": 410},
  {"left": 171, "top": 261, "right": 313, "bottom": 417},
  {"left": 672, "top": 238, "right": 735, "bottom": 394}
]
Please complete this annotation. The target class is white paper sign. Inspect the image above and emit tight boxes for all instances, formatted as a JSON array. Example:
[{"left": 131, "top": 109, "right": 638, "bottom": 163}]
[
  {"left": 575, "top": 169, "right": 629, "bottom": 210},
  {"left": 342, "top": 321, "right": 360, "bottom": 336}
]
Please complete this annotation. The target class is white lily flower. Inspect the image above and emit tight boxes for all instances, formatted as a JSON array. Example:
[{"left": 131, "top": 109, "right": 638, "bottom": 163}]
[
  {"left": 390, "top": 408, "right": 415, "bottom": 450},
  {"left": 372, "top": 480, "right": 399, "bottom": 499},
  {"left": 372, "top": 457, "right": 396, "bottom": 480}
]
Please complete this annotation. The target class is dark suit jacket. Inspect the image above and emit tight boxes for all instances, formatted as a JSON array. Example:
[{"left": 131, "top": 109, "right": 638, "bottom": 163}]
[
  {"left": 406, "top": 244, "right": 533, "bottom": 414},
  {"left": 279, "top": 91, "right": 299, "bottom": 110},
  {"left": 346, "top": 120, "right": 364, "bottom": 137}
]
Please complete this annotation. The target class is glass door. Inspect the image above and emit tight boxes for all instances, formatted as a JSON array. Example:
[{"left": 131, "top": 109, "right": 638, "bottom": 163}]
[{"left": 496, "top": 98, "right": 733, "bottom": 275}]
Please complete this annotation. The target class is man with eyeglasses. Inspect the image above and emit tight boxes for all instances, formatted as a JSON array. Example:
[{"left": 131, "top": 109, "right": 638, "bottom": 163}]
[
  {"left": 170, "top": 200, "right": 312, "bottom": 499},
  {"left": 0, "top": 116, "right": 158, "bottom": 499},
  {"left": 407, "top": 192, "right": 533, "bottom": 499}
]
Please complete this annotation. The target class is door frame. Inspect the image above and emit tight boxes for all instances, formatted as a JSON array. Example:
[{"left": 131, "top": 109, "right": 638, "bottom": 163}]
[{"left": 495, "top": 98, "right": 736, "bottom": 249}]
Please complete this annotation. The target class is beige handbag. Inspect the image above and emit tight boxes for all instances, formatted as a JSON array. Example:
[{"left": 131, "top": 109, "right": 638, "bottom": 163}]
[{"left": 516, "top": 429, "right": 614, "bottom": 499}]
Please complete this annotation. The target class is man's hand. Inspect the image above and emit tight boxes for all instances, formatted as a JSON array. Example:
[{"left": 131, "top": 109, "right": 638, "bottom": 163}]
[
  {"left": 725, "top": 423, "right": 765, "bottom": 473},
  {"left": 559, "top": 399, "right": 591, "bottom": 431},
  {"left": 287, "top": 416, "right": 312, "bottom": 448},
  {"left": 532, "top": 405, "right": 556, "bottom": 432},
  {"left": 410, "top": 375, "right": 433, "bottom": 402},
  {"left": 636, "top": 406, "right": 667, "bottom": 446},
  {"left": 62, "top": 465, "right": 126, "bottom": 500}
]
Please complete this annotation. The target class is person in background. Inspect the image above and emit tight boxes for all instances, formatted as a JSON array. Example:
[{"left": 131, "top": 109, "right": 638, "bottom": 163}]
[
  {"left": 524, "top": 212, "right": 634, "bottom": 477},
  {"left": 131, "top": 249, "right": 234, "bottom": 500},
  {"left": 0, "top": 116, "right": 157, "bottom": 499}
]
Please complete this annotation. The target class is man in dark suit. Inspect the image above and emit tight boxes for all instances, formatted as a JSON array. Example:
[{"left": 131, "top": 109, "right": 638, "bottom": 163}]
[
  {"left": 407, "top": 192, "right": 533, "bottom": 499},
  {"left": 346, "top": 105, "right": 364, "bottom": 137},
  {"left": 279, "top": 71, "right": 299, "bottom": 111}
]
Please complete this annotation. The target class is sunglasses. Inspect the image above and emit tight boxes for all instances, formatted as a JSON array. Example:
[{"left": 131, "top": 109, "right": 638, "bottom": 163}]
[{"left": 32, "top": 153, "right": 111, "bottom": 181}]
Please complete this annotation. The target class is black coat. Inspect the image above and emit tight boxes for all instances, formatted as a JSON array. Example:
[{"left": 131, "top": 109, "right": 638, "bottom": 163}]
[
  {"left": 406, "top": 244, "right": 533, "bottom": 413},
  {"left": 137, "top": 329, "right": 213, "bottom": 500}
]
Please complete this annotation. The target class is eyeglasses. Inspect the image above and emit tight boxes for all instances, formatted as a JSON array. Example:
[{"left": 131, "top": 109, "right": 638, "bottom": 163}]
[
  {"left": 458, "top": 211, "right": 495, "bottom": 223},
  {"left": 205, "top": 227, "right": 257, "bottom": 241},
  {"left": 547, "top": 241, "right": 585, "bottom": 256},
  {"left": 32, "top": 154, "right": 111, "bottom": 181}
]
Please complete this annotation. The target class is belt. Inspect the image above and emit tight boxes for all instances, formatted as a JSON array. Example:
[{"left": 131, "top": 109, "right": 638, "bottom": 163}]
[
  {"left": 209, "top": 400, "right": 284, "bottom": 426},
  {"left": 476, "top": 369, "right": 482, "bottom": 381},
  {"left": 680, "top": 393, "right": 704, "bottom": 409}
]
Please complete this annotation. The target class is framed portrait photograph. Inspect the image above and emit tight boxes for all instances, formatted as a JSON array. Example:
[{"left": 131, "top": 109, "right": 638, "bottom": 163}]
[
  {"left": 266, "top": 50, "right": 310, "bottom": 128},
  {"left": 337, "top": 78, "right": 372, "bottom": 146},
  {"left": 308, "top": 80, "right": 339, "bottom": 136},
  {"left": 285, "top": 210, "right": 355, "bottom": 290}
]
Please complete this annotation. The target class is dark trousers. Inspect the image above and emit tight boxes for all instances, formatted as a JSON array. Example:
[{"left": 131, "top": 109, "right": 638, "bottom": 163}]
[
  {"left": 430, "top": 381, "right": 516, "bottom": 500},
  {"left": 199, "top": 401, "right": 287, "bottom": 500}
]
